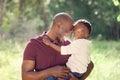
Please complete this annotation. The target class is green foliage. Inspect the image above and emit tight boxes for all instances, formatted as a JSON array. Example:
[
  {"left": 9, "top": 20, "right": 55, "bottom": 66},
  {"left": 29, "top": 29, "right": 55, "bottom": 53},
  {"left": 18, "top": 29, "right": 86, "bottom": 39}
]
[
  {"left": 117, "top": 14, "right": 120, "bottom": 22},
  {"left": 0, "top": 0, "right": 120, "bottom": 40},
  {"left": 48, "top": 0, "right": 120, "bottom": 39}
]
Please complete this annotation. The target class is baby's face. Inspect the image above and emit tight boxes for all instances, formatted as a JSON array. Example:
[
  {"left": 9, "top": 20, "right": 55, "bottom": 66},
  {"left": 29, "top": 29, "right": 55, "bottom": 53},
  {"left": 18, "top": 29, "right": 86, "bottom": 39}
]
[{"left": 73, "top": 23, "right": 89, "bottom": 39}]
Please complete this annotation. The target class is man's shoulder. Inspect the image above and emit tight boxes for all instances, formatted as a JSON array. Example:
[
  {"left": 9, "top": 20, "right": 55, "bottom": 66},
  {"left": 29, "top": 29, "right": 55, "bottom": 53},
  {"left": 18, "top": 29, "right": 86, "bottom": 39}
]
[{"left": 26, "top": 35, "right": 44, "bottom": 47}]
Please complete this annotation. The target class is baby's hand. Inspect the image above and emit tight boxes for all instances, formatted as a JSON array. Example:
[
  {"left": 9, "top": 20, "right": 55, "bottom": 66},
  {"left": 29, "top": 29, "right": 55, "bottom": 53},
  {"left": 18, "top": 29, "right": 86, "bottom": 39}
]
[{"left": 43, "top": 37, "right": 51, "bottom": 46}]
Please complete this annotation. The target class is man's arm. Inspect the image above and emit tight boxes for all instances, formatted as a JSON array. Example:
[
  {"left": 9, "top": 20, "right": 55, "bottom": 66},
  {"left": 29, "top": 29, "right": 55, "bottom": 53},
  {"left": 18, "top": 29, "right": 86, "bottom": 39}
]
[
  {"left": 49, "top": 42, "right": 61, "bottom": 52},
  {"left": 79, "top": 61, "right": 94, "bottom": 80},
  {"left": 22, "top": 60, "right": 70, "bottom": 80}
]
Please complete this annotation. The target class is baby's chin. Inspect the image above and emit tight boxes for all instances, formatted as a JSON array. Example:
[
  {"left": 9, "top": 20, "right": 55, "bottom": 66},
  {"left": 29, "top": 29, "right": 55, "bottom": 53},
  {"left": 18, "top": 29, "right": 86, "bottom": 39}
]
[
  {"left": 73, "top": 37, "right": 86, "bottom": 40},
  {"left": 73, "top": 37, "right": 80, "bottom": 40}
]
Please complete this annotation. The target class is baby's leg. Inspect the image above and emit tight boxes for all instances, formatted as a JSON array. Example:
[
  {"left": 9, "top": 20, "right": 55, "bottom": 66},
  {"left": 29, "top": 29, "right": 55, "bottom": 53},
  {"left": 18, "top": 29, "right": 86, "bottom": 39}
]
[
  {"left": 45, "top": 76, "right": 56, "bottom": 80},
  {"left": 72, "top": 72, "right": 83, "bottom": 79},
  {"left": 65, "top": 72, "right": 83, "bottom": 80}
]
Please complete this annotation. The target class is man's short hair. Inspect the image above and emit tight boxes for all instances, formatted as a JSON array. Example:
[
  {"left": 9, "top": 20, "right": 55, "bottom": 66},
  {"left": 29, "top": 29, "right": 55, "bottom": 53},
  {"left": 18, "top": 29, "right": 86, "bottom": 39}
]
[{"left": 53, "top": 12, "right": 73, "bottom": 24}]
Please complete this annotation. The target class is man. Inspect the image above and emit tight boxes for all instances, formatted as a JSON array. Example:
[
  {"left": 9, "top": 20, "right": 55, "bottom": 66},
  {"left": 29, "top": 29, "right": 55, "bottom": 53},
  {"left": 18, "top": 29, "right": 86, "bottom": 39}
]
[{"left": 22, "top": 12, "right": 94, "bottom": 80}]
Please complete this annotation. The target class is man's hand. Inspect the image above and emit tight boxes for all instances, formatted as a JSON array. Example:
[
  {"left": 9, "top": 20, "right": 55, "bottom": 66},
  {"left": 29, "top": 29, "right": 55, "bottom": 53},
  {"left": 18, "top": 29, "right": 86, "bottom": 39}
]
[
  {"left": 47, "top": 65, "right": 70, "bottom": 79},
  {"left": 43, "top": 37, "right": 52, "bottom": 46},
  {"left": 22, "top": 60, "right": 70, "bottom": 80}
]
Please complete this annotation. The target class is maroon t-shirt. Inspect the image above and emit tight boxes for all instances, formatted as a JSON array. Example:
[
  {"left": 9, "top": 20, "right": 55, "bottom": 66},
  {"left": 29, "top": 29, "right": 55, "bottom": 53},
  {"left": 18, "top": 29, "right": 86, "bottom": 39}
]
[{"left": 23, "top": 32, "right": 70, "bottom": 71}]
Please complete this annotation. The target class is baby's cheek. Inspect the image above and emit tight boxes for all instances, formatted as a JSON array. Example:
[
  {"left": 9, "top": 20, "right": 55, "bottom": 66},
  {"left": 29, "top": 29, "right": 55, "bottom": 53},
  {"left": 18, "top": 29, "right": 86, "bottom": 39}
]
[
  {"left": 81, "top": 31, "right": 86, "bottom": 36},
  {"left": 76, "top": 32, "right": 81, "bottom": 37}
]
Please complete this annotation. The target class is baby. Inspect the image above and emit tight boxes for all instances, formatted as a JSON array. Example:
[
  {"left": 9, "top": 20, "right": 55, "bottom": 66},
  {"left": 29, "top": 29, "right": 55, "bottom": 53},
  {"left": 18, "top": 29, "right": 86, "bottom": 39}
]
[{"left": 43, "top": 19, "right": 92, "bottom": 80}]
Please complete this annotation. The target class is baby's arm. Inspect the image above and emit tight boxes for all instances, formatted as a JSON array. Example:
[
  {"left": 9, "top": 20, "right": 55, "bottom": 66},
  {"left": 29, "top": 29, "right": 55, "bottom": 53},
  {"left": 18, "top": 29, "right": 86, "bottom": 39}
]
[{"left": 43, "top": 37, "right": 61, "bottom": 52}]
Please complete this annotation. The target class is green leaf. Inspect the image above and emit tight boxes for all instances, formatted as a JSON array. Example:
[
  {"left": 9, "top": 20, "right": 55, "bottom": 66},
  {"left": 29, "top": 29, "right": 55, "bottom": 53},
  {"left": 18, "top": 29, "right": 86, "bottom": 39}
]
[{"left": 117, "top": 14, "right": 120, "bottom": 22}]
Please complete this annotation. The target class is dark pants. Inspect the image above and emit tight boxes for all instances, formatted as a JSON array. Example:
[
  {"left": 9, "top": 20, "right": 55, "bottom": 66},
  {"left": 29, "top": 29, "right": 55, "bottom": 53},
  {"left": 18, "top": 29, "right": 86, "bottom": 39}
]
[
  {"left": 45, "top": 76, "right": 56, "bottom": 80},
  {"left": 45, "top": 72, "right": 82, "bottom": 80}
]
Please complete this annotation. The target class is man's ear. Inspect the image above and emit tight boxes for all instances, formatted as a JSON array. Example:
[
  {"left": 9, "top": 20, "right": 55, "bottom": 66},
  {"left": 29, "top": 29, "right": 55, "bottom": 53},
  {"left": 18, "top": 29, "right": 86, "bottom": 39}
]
[{"left": 57, "top": 22, "right": 61, "bottom": 28}]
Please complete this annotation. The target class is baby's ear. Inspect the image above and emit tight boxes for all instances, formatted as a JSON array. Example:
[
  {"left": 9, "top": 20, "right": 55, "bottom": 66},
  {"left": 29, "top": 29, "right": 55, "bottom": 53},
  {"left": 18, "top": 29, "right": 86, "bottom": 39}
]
[{"left": 85, "top": 33, "right": 89, "bottom": 38}]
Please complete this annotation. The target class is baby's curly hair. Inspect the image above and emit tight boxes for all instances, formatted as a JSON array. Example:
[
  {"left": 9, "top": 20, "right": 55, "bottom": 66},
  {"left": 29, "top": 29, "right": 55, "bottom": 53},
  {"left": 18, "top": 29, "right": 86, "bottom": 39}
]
[{"left": 74, "top": 19, "right": 92, "bottom": 34}]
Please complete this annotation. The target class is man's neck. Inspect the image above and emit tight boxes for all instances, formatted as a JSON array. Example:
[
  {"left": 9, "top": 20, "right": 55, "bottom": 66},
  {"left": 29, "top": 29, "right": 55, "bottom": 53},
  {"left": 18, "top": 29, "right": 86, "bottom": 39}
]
[{"left": 46, "top": 30, "right": 60, "bottom": 42}]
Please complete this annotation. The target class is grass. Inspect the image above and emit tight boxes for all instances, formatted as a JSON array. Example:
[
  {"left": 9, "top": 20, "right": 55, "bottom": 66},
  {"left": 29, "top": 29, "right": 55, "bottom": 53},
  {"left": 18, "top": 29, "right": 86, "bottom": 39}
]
[
  {"left": 87, "top": 40, "right": 120, "bottom": 80},
  {"left": 0, "top": 40, "right": 120, "bottom": 80},
  {"left": 0, "top": 40, "right": 23, "bottom": 80}
]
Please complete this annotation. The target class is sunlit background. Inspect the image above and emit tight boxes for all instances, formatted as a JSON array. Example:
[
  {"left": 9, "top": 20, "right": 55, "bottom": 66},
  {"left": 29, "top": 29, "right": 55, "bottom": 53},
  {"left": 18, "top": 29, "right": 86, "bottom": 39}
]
[{"left": 0, "top": 0, "right": 120, "bottom": 80}]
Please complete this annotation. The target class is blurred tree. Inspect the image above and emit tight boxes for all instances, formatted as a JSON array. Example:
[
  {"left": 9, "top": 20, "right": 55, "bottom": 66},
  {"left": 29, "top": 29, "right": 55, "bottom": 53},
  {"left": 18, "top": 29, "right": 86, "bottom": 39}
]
[
  {"left": 19, "top": 0, "right": 25, "bottom": 19},
  {"left": 0, "top": 0, "right": 7, "bottom": 40},
  {"left": 35, "top": 0, "right": 50, "bottom": 31},
  {"left": 48, "top": 0, "right": 120, "bottom": 40},
  {"left": 0, "top": 0, "right": 7, "bottom": 26},
  {"left": 0, "top": 0, "right": 120, "bottom": 40}
]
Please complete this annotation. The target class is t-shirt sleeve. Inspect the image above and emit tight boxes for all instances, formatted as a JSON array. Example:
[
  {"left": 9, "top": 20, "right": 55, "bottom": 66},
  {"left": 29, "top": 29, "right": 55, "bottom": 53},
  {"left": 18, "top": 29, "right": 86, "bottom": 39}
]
[
  {"left": 61, "top": 39, "right": 91, "bottom": 55},
  {"left": 23, "top": 41, "right": 36, "bottom": 61},
  {"left": 61, "top": 44, "right": 72, "bottom": 55}
]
